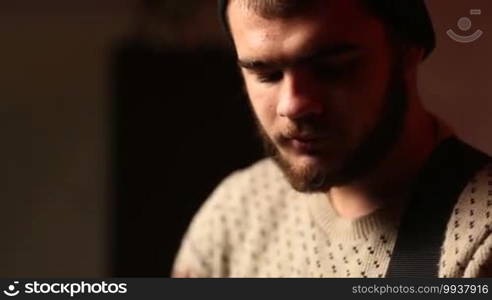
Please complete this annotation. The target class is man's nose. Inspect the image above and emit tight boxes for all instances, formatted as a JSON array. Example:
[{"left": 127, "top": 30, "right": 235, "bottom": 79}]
[{"left": 276, "top": 70, "right": 324, "bottom": 120}]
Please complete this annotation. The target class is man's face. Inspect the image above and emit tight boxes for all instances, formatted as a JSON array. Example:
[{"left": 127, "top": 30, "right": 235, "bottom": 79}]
[{"left": 228, "top": 0, "right": 407, "bottom": 192}]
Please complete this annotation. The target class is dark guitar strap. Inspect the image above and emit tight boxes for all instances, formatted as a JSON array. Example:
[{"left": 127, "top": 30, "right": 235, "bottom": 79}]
[{"left": 386, "top": 136, "right": 491, "bottom": 277}]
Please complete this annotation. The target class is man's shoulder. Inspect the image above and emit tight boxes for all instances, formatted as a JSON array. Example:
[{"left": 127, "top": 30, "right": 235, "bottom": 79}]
[
  {"left": 210, "top": 158, "right": 289, "bottom": 200},
  {"left": 454, "top": 139, "right": 492, "bottom": 211},
  {"left": 455, "top": 161, "right": 492, "bottom": 217},
  {"left": 198, "top": 158, "right": 289, "bottom": 211},
  {"left": 443, "top": 160, "right": 492, "bottom": 245},
  {"left": 440, "top": 161, "right": 492, "bottom": 277},
  {"left": 224, "top": 157, "right": 285, "bottom": 186},
  {"left": 183, "top": 158, "right": 292, "bottom": 250},
  {"left": 174, "top": 158, "right": 294, "bottom": 277}
]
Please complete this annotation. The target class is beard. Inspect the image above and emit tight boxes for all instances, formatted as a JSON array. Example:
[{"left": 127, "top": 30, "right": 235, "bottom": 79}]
[{"left": 254, "top": 61, "right": 409, "bottom": 193}]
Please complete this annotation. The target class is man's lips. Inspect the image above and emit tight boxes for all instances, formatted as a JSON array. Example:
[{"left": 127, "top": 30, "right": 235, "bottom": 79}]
[{"left": 285, "top": 135, "right": 327, "bottom": 153}]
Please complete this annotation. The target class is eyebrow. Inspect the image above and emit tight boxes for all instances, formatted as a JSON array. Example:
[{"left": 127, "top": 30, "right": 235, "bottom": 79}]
[{"left": 237, "top": 43, "right": 361, "bottom": 70}]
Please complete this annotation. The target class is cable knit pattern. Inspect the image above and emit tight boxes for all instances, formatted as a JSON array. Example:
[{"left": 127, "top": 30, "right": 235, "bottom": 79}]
[{"left": 173, "top": 159, "right": 492, "bottom": 278}]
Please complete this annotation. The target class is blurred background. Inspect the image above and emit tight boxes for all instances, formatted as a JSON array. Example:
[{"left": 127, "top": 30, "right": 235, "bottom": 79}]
[{"left": 0, "top": 0, "right": 490, "bottom": 277}]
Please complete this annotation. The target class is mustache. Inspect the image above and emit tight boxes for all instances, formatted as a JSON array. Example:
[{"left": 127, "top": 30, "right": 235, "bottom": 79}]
[{"left": 275, "top": 117, "right": 339, "bottom": 142}]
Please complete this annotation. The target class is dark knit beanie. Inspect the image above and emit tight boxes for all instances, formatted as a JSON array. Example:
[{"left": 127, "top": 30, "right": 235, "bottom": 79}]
[{"left": 218, "top": 0, "right": 436, "bottom": 59}]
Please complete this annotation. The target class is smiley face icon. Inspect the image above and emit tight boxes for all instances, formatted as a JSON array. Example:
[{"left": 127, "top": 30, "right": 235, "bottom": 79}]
[
  {"left": 447, "top": 9, "right": 484, "bottom": 43},
  {"left": 3, "top": 282, "right": 20, "bottom": 297}
]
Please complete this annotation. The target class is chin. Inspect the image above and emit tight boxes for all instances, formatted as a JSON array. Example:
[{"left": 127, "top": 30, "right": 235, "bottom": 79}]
[{"left": 273, "top": 150, "right": 342, "bottom": 193}]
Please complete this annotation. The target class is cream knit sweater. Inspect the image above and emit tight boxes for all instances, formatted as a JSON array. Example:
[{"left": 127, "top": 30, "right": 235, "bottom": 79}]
[{"left": 173, "top": 152, "right": 492, "bottom": 278}]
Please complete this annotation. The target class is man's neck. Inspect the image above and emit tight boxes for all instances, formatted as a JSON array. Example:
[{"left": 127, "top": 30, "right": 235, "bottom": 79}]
[{"left": 327, "top": 100, "right": 451, "bottom": 220}]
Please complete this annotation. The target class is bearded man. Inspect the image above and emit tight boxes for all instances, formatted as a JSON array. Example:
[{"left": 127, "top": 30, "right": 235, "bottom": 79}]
[{"left": 172, "top": 0, "right": 492, "bottom": 277}]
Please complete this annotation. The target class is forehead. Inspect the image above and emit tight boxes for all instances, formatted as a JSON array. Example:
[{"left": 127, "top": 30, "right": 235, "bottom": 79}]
[{"left": 227, "top": 0, "right": 388, "bottom": 61}]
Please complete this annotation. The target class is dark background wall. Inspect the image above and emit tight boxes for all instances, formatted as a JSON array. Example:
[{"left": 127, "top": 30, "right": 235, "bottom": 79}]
[
  {"left": 110, "top": 1, "right": 264, "bottom": 276},
  {"left": 0, "top": 0, "right": 491, "bottom": 277},
  {"left": 0, "top": 0, "right": 134, "bottom": 277},
  {"left": 421, "top": 0, "right": 492, "bottom": 154}
]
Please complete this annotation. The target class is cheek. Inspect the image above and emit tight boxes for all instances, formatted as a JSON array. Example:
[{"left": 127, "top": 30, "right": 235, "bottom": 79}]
[
  {"left": 345, "top": 58, "right": 391, "bottom": 134},
  {"left": 245, "top": 80, "right": 278, "bottom": 134}
]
